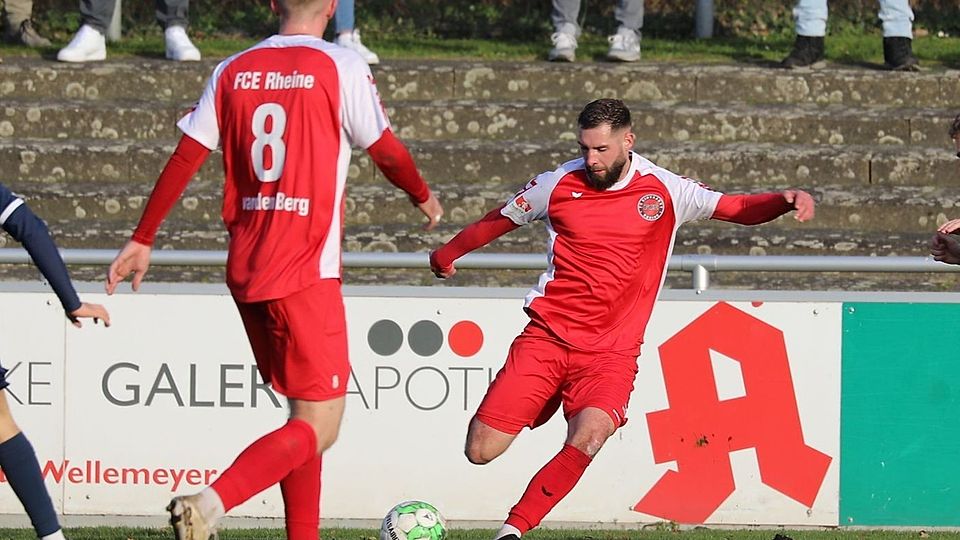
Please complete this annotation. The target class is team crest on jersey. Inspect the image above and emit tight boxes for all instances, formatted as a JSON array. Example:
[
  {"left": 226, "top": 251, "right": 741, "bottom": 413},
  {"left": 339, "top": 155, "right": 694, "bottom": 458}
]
[
  {"left": 638, "top": 194, "right": 665, "bottom": 221},
  {"left": 513, "top": 195, "right": 533, "bottom": 213}
]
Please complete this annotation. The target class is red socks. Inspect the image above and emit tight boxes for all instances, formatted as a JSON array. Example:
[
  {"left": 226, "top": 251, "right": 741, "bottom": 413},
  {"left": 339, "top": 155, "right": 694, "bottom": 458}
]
[
  {"left": 281, "top": 454, "right": 322, "bottom": 540},
  {"left": 506, "top": 444, "right": 592, "bottom": 533},
  {"left": 211, "top": 419, "right": 317, "bottom": 512}
]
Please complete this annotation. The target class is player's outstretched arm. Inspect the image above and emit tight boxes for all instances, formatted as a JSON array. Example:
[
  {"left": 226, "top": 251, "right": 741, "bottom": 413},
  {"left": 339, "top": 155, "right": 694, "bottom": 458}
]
[
  {"left": 712, "top": 189, "right": 815, "bottom": 225},
  {"left": 367, "top": 129, "right": 444, "bottom": 230},
  {"left": 106, "top": 240, "right": 152, "bottom": 294},
  {"left": 930, "top": 231, "right": 960, "bottom": 265},
  {"left": 0, "top": 187, "right": 109, "bottom": 326},
  {"left": 430, "top": 206, "right": 519, "bottom": 279},
  {"left": 105, "top": 134, "right": 209, "bottom": 295}
]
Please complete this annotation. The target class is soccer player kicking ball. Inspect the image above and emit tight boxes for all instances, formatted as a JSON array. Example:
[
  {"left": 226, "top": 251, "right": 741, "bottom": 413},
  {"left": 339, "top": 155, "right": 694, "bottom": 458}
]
[
  {"left": 0, "top": 181, "right": 110, "bottom": 540},
  {"left": 429, "top": 98, "right": 815, "bottom": 540},
  {"left": 104, "top": 0, "right": 443, "bottom": 538}
]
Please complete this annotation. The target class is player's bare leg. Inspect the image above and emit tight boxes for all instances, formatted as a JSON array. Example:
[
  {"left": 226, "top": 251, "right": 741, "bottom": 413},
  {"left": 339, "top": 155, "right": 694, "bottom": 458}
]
[
  {"left": 289, "top": 397, "right": 346, "bottom": 452},
  {"left": 464, "top": 416, "right": 517, "bottom": 465},
  {"left": 494, "top": 407, "right": 616, "bottom": 539},
  {"left": 564, "top": 407, "right": 616, "bottom": 457}
]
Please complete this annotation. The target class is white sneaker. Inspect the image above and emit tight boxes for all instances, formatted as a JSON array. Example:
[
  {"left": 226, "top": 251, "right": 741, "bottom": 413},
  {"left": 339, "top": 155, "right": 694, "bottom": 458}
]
[
  {"left": 56, "top": 24, "right": 106, "bottom": 63},
  {"left": 168, "top": 494, "right": 217, "bottom": 540},
  {"left": 548, "top": 30, "right": 577, "bottom": 62},
  {"left": 165, "top": 25, "right": 201, "bottom": 61},
  {"left": 607, "top": 27, "right": 641, "bottom": 62},
  {"left": 335, "top": 29, "right": 380, "bottom": 64}
]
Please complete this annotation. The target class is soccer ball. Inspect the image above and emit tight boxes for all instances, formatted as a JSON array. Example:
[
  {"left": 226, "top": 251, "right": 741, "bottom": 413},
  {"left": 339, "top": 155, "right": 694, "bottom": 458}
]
[{"left": 379, "top": 500, "right": 447, "bottom": 540}]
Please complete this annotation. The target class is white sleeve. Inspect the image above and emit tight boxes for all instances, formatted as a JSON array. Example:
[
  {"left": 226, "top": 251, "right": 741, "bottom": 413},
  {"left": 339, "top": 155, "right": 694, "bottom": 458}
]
[
  {"left": 500, "top": 174, "right": 551, "bottom": 225},
  {"left": 340, "top": 58, "right": 390, "bottom": 149},
  {"left": 176, "top": 62, "right": 227, "bottom": 151},
  {"left": 656, "top": 169, "right": 723, "bottom": 224}
]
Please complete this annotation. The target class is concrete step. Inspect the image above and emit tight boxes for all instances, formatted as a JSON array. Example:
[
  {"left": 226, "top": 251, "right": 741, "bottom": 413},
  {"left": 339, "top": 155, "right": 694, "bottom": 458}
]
[
  {"left": 2, "top": 138, "right": 953, "bottom": 188},
  {"left": 2, "top": 58, "right": 959, "bottom": 109},
  {"left": 0, "top": 99, "right": 182, "bottom": 140},
  {"left": 4, "top": 98, "right": 954, "bottom": 148},
  {"left": 7, "top": 174, "right": 951, "bottom": 261},
  {"left": 390, "top": 100, "right": 954, "bottom": 146}
]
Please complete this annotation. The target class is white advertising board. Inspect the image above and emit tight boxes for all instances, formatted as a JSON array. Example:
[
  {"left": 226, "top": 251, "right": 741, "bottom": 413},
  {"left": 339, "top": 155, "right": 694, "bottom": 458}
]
[{"left": 0, "top": 289, "right": 841, "bottom": 526}]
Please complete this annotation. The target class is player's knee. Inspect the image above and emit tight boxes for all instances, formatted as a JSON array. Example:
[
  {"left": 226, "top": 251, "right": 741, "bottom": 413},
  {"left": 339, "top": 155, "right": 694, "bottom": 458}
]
[
  {"left": 578, "top": 435, "right": 608, "bottom": 458},
  {"left": 464, "top": 443, "right": 497, "bottom": 465},
  {"left": 569, "top": 427, "right": 613, "bottom": 457},
  {"left": 316, "top": 433, "right": 338, "bottom": 454}
]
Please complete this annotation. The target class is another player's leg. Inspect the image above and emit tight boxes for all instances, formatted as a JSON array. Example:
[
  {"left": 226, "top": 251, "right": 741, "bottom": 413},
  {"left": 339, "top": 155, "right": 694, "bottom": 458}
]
[
  {"left": 280, "top": 453, "right": 321, "bottom": 540},
  {"left": 277, "top": 398, "right": 344, "bottom": 540},
  {"left": 0, "top": 392, "right": 65, "bottom": 540},
  {"left": 168, "top": 398, "right": 343, "bottom": 540},
  {"left": 169, "top": 280, "right": 349, "bottom": 540}
]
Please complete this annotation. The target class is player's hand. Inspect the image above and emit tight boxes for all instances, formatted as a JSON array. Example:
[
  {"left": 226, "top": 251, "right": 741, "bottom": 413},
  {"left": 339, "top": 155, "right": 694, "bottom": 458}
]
[
  {"left": 938, "top": 218, "right": 960, "bottom": 234},
  {"left": 106, "top": 240, "right": 152, "bottom": 294},
  {"left": 783, "top": 189, "right": 815, "bottom": 222},
  {"left": 930, "top": 231, "right": 960, "bottom": 265},
  {"left": 68, "top": 302, "right": 111, "bottom": 328},
  {"left": 429, "top": 250, "right": 456, "bottom": 279},
  {"left": 415, "top": 192, "right": 444, "bottom": 231}
]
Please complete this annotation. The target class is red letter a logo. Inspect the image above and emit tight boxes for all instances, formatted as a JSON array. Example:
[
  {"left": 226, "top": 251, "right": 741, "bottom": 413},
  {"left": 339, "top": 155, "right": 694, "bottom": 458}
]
[{"left": 634, "top": 302, "right": 831, "bottom": 523}]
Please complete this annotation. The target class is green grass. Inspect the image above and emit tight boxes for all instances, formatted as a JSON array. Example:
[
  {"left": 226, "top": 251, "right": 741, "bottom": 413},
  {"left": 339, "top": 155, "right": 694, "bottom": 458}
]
[
  {"left": 0, "top": 529, "right": 954, "bottom": 540},
  {"left": 2, "top": 29, "right": 960, "bottom": 69}
]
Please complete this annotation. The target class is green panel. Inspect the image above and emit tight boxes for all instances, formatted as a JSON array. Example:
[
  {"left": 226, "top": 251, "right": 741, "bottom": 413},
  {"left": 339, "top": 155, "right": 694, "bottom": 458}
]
[{"left": 841, "top": 302, "right": 960, "bottom": 526}]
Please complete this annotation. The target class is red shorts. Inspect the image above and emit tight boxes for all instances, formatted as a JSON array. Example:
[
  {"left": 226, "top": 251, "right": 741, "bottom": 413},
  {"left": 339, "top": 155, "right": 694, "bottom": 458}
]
[
  {"left": 234, "top": 279, "right": 349, "bottom": 401},
  {"left": 475, "top": 320, "right": 639, "bottom": 435}
]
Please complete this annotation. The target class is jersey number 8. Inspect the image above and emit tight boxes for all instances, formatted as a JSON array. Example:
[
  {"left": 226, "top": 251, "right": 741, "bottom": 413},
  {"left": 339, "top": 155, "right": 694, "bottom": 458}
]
[{"left": 251, "top": 102, "right": 287, "bottom": 183}]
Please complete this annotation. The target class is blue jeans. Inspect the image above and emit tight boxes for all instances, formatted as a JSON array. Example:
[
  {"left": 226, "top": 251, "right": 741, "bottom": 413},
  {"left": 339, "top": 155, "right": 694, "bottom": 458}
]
[
  {"left": 81, "top": 0, "right": 189, "bottom": 32},
  {"left": 551, "top": 0, "right": 644, "bottom": 35},
  {"left": 793, "top": 0, "right": 913, "bottom": 38},
  {"left": 333, "top": 0, "right": 355, "bottom": 33}
]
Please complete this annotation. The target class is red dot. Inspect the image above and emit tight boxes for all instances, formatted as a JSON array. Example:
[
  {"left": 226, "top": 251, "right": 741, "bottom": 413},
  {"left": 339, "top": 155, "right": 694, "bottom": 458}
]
[{"left": 448, "top": 321, "right": 483, "bottom": 357}]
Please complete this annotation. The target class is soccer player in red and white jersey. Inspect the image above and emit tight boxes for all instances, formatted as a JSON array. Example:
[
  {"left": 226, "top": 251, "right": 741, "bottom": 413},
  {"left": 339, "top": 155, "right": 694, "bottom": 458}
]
[
  {"left": 430, "top": 99, "right": 815, "bottom": 540},
  {"left": 104, "top": 0, "right": 442, "bottom": 539}
]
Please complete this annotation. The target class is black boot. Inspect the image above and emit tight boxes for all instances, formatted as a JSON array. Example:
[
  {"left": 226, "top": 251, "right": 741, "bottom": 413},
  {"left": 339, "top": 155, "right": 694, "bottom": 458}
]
[
  {"left": 883, "top": 37, "right": 919, "bottom": 71},
  {"left": 781, "top": 35, "right": 825, "bottom": 69}
]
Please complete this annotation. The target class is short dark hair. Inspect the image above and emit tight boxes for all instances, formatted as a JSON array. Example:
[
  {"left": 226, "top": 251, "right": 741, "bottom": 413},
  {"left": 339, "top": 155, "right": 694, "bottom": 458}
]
[
  {"left": 950, "top": 113, "right": 960, "bottom": 139},
  {"left": 577, "top": 99, "right": 631, "bottom": 131}
]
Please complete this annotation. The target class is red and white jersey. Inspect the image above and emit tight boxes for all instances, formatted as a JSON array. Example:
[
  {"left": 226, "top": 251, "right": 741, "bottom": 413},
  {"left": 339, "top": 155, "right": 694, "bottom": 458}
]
[
  {"left": 501, "top": 152, "right": 722, "bottom": 353},
  {"left": 178, "top": 34, "right": 390, "bottom": 302}
]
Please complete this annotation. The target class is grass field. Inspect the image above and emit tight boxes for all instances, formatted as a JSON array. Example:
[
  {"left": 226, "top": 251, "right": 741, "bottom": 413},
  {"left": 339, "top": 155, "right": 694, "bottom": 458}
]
[{"left": 0, "top": 528, "right": 954, "bottom": 539}]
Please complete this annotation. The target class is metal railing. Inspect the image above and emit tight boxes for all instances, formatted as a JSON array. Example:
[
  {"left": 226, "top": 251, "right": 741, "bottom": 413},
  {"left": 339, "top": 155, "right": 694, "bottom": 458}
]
[{"left": 1, "top": 248, "right": 957, "bottom": 291}]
